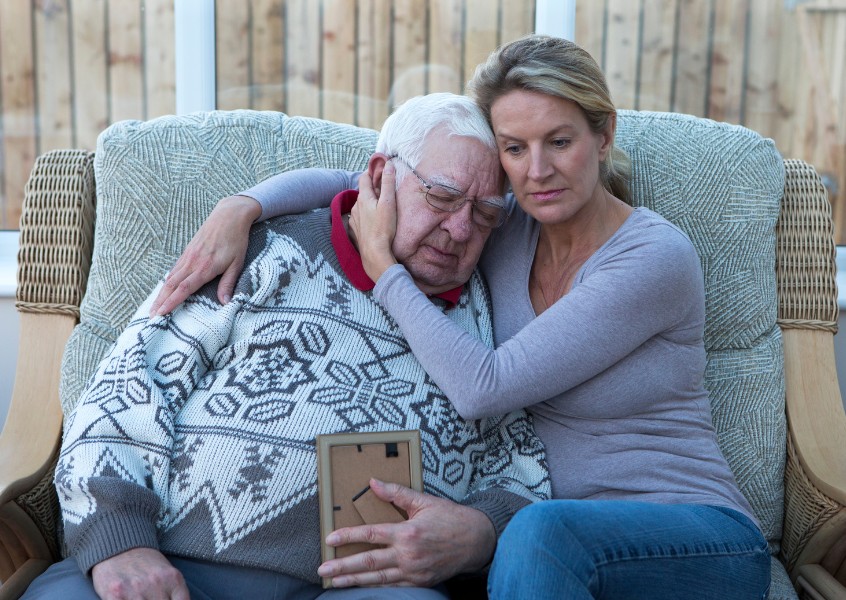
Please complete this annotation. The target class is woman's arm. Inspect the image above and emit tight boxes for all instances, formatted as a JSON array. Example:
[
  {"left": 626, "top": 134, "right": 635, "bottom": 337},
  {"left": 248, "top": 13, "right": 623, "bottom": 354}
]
[
  {"left": 373, "top": 231, "right": 702, "bottom": 420},
  {"left": 150, "top": 168, "right": 360, "bottom": 316}
]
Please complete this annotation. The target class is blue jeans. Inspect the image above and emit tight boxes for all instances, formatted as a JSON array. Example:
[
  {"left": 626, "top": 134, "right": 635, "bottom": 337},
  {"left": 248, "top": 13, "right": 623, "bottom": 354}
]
[{"left": 488, "top": 501, "right": 770, "bottom": 600}]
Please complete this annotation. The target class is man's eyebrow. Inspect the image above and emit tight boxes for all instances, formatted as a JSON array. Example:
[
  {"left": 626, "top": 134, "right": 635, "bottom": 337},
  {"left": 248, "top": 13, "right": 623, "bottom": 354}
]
[{"left": 426, "top": 173, "right": 464, "bottom": 193}]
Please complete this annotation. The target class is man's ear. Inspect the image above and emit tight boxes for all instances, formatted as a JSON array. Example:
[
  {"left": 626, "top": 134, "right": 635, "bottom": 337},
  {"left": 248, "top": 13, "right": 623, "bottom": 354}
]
[{"left": 367, "top": 153, "right": 391, "bottom": 197}]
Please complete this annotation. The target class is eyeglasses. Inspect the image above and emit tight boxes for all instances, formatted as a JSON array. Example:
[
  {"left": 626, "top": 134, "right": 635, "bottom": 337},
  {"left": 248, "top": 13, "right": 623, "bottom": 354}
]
[{"left": 390, "top": 155, "right": 507, "bottom": 228}]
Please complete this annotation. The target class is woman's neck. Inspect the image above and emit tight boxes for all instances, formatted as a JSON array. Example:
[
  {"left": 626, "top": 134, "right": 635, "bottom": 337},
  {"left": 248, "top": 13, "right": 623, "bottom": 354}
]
[{"left": 529, "top": 191, "right": 633, "bottom": 314}]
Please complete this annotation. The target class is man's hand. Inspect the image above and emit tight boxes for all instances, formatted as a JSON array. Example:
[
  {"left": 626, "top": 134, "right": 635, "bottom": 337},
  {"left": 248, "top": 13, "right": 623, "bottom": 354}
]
[
  {"left": 149, "top": 195, "right": 261, "bottom": 317},
  {"left": 317, "top": 478, "right": 496, "bottom": 588},
  {"left": 92, "top": 547, "right": 189, "bottom": 600}
]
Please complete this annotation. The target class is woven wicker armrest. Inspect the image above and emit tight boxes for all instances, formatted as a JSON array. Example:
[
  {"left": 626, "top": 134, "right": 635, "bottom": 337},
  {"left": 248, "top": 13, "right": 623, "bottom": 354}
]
[
  {"left": 0, "top": 149, "right": 95, "bottom": 598},
  {"left": 777, "top": 159, "right": 846, "bottom": 599}
]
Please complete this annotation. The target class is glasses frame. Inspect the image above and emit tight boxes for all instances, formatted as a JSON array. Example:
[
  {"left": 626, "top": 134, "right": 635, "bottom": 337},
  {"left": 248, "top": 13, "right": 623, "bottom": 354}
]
[{"left": 390, "top": 155, "right": 507, "bottom": 228}]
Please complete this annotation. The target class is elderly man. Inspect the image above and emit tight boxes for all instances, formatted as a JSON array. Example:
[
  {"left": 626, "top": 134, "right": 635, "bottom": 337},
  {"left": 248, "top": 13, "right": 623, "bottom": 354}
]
[{"left": 23, "top": 93, "right": 549, "bottom": 600}]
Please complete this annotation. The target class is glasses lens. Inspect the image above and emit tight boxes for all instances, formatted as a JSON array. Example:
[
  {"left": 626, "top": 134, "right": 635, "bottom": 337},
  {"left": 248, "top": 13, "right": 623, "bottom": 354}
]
[
  {"left": 425, "top": 185, "right": 465, "bottom": 210},
  {"left": 473, "top": 200, "right": 506, "bottom": 228}
]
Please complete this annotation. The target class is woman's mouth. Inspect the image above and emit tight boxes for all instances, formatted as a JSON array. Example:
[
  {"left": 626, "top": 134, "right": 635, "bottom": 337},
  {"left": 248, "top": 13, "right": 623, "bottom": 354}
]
[{"left": 531, "top": 189, "right": 564, "bottom": 202}]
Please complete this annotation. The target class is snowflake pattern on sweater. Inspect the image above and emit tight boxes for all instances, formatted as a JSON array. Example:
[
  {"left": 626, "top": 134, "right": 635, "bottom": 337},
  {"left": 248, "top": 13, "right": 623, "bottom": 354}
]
[{"left": 56, "top": 205, "right": 550, "bottom": 582}]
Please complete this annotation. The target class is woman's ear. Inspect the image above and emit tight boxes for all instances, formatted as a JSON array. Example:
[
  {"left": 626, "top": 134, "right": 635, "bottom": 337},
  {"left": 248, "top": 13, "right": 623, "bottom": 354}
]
[
  {"left": 367, "top": 153, "right": 391, "bottom": 197},
  {"left": 598, "top": 113, "right": 617, "bottom": 161}
]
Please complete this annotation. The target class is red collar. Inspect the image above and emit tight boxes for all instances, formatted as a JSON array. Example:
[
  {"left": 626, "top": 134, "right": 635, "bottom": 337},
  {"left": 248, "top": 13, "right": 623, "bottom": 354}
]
[{"left": 330, "top": 190, "right": 463, "bottom": 308}]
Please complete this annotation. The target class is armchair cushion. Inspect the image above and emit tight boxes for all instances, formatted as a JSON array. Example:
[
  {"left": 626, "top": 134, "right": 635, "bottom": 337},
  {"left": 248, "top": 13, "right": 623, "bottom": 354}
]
[
  {"left": 616, "top": 110, "right": 786, "bottom": 551},
  {"left": 61, "top": 111, "right": 379, "bottom": 416}
]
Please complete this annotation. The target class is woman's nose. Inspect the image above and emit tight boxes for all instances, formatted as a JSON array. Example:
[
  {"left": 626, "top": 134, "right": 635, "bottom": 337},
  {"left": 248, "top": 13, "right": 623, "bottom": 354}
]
[{"left": 527, "top": 150, "right": 553, "bottom": 181}]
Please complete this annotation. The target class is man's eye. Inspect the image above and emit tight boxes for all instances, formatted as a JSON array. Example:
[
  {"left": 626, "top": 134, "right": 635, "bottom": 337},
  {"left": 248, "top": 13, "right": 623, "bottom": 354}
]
[{"left": 429, "top": 191, "right": 463, "bottom": 207}]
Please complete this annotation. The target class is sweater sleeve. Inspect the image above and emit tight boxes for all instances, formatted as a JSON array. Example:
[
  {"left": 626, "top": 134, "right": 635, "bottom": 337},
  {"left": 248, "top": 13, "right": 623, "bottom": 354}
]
[
  {"left": 240, "top": 169, "right": 361, "bottom": 221},
  {"left": 55, "top": 285, "right": 239, "bottom": 573},
  {"left": 373, "top": 224, "right": 703, "bottom": 420},
  {"left": 458, "top": 411, "right": 551, "bottom": 538}
]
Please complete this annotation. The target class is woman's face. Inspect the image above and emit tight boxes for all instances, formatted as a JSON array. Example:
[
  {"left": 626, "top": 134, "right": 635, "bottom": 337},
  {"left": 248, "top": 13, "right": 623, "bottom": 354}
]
[{"left": 490, "top": 89, "right": 612, "bottom": 226}]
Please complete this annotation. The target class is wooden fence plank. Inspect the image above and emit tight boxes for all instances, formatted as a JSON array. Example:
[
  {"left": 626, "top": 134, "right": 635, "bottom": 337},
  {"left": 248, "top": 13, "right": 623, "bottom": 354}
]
[
  {"left": 285, "top": 0, "right": 320, "bottom": 117},
  {"left": 72, "top": 0, "right": 109, "bottom": 150},
  {"left": 34, "top": 0, "right": 73, "bottom": 154},
  {"left": 743, "top": 0, "right": 781, "bottom": 140},
  {"left": 144, "top": 0, "right": 175, "bottom": 118},
  {"left": 500, "top": 0, "right": 535, "bottom": 47},
  {"left": 708, "top": 0, "right": 749, "bottom": 124},
  {"left": 638, "top": 0, "right": 677, "bottom": 112},
  {"left": 672, "top": 0, "right": 711, "bottom": 116},
  {"left": 428, "top": 0, "right": 463, "bottom": 94},
  {"left": 575, "top": 0, "right": 606, "bottom": 70},
  {"left": 390, "top": 0, "right": 427, "bottom": 109},
  {"left": 604, "top": 0, "right": 640, "bottom": 110},
  {"left": 355, "top": 0, "right": 391, "bottom": 129},
  {"left": 252, "top": 0, "right": 285, "bottom": 112},
  {"left": 0, "top": 2, "right": 37, "bottom": 228},
  {"left": 464, "top": 0, "right": 499, "bottom": 94},
  {"left": 322, "top": 0, "right": 356, "bottom": 124},
  {"left": 215, "top": 1, "right": 250, "bottom": 110},
  {"left": 107, "top": 0, "right": 144, "bottom": 122},
  {"left": 774, "top": 4, "right": 802, "bottom": 159}
]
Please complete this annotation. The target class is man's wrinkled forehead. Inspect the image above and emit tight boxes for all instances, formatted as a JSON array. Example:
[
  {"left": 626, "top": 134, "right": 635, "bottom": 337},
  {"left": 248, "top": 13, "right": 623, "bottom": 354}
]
[{"left": 409, "top": 135, "right": 501, "bottom": 196}]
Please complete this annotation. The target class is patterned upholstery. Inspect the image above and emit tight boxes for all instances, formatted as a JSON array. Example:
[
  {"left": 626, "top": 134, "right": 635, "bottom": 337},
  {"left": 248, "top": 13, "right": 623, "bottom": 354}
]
[
  {"left": 60, "top": 111, "right": 379, "bottom": 415},
  {"left": 59, "top": 108, "right": 792, "bottom": 595}
]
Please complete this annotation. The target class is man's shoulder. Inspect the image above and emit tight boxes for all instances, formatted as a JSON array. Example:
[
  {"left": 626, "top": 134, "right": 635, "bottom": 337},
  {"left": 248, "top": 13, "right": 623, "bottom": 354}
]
[{"left": 245, "top": 208, "right": 332, "bottom": 265}]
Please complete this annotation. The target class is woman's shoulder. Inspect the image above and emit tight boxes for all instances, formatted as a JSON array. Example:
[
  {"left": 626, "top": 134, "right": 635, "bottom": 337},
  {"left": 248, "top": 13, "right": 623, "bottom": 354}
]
[
  {"left": 599, "top": 207, "right": 702, "bottom": 279},
  {"left": 623, "top": 208, "right": 697, "bottom": 253}
]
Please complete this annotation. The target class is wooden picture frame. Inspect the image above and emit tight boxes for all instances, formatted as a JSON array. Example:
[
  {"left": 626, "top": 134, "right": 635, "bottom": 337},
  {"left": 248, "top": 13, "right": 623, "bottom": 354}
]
[{"left": 316, "top": 430, "right": 423, "bottom": 588}]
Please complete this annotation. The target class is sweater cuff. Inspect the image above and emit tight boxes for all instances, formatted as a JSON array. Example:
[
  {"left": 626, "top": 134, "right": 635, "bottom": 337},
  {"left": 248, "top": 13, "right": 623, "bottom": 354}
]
[
  {"left": 66, "top": 480, "right": 161, "bottom": 574},
  {"left": 461, "top": 489, "right": 532, "bottom": 539}
]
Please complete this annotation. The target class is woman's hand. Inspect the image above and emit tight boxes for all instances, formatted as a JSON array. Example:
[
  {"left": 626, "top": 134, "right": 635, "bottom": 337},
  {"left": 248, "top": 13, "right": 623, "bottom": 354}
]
[
  {"left": 349, "top": 162, "right": 399, "bottom": 283},
  {"left": 149, "top": 195, "right": 261, "bottom": 316}
]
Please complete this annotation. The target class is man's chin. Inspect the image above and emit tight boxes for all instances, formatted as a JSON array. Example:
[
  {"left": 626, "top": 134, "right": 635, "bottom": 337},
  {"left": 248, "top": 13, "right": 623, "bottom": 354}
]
[{"left": 409, "top": 273, "right": 469, "bottom": 296}]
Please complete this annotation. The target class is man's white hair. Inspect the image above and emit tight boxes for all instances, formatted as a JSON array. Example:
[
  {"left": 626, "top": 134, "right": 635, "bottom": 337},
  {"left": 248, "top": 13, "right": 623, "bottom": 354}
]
[{"left": 375, "top": 93, "right": 496, "bottom": 185}]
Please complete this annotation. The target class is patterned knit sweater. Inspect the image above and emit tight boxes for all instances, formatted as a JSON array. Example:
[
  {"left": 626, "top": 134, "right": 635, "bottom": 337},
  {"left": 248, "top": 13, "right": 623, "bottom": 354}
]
[{"left": 56, "top": 192, "right": 551, "bottom": 583}]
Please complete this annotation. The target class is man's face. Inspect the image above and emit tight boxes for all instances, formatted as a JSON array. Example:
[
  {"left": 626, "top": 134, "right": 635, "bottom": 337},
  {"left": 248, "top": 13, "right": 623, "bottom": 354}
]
[{"left": 392, "top": 133, "right": 504, "bottom": 295}]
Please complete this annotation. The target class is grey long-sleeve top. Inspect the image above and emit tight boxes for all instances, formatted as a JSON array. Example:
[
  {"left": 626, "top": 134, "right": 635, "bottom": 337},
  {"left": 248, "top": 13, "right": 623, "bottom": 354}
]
[{"left": 243, "top": 170, "right": 759, "bottom": 526}]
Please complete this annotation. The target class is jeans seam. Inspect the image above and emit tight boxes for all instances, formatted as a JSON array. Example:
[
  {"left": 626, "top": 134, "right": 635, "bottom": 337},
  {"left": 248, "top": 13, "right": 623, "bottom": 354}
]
[{"left": 592, "top": 545, "right": 769, "bottom": 568}]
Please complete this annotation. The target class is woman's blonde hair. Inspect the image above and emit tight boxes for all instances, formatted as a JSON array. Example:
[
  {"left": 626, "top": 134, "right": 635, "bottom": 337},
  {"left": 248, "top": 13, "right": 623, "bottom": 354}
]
[{"left": 468, "top": 35, "right": 632, "bottom": 204}]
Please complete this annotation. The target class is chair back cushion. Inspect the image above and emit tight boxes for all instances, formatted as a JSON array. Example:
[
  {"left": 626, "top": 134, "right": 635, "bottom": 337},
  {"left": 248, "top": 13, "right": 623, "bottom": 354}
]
[
  {"left": 60, "top": 108, "right": 786, "bottom": 550},
  {"left": 616, "top": 110, "right": 786, "bottom": 549},
  {"left": 60, "top": 110, "right": 377, "bottom": 412}
]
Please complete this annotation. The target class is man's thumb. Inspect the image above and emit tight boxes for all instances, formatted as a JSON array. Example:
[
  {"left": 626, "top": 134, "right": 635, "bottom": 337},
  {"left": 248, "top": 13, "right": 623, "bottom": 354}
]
[{"left": 369, "top": 478, "right": 424, "bottom": 514}]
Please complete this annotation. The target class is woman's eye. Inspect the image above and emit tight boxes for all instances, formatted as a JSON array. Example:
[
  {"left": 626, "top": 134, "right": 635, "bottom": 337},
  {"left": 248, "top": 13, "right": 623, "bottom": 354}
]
[
  {"left": 552, "top": 138, "right": 570, "bottom": 148},
  {"left": 503, "top": 145, "right": 521, "bottom": 155}
]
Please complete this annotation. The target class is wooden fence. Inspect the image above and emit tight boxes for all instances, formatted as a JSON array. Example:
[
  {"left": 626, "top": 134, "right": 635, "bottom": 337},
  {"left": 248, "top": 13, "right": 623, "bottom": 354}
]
[{"left": 1, "top": 0, "right": 845, "bottom": 242}]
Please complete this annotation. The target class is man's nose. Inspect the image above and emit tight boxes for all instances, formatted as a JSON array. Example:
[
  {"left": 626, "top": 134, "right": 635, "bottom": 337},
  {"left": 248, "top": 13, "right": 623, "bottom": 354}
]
[{"left": 440, "top": 202, "right": 475, "bottom": 242}]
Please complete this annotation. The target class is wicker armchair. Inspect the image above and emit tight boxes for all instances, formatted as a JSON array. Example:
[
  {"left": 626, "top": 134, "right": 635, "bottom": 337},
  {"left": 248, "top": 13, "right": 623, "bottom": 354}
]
[{"left": 1, "top": 111, "right": 845, "bottom": 600}]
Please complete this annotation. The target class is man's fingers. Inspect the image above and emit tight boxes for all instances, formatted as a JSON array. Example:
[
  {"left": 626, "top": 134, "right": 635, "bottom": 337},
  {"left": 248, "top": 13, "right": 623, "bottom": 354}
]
[
  {"left": 171, "top": 581, "right": 192, "bottom": 600},
  {"left": 368, "top": 478, "right": 427, "bottom": 516},
  {"left": 319, "top": 547, "right": 403, "bottom": 587},
  {"left": 327, "top": 521, "right": 395, "bottom": 548},
  {"left": 330, "top": 567, "right": 407, "bottom": 589}
]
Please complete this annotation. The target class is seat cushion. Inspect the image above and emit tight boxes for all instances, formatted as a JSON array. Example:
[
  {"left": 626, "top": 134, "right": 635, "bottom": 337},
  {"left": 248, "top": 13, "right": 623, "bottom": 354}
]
[
  {"left": 616, "top": 110, "right": 786, "bottom": 551},
  {"left": 770, "top": 556, "right": 799, "bottom": 599}
]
